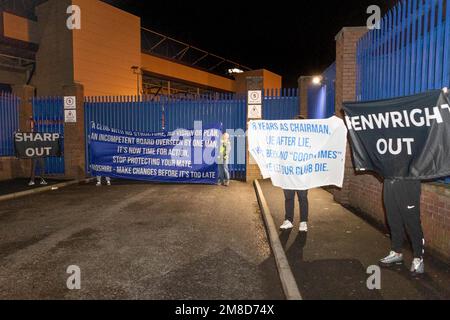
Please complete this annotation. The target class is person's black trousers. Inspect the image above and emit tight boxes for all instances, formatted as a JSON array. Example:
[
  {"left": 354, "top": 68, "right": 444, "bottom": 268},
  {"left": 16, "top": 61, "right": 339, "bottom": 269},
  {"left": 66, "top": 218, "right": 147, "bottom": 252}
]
[
  {"left": 31, "top": 158, "right": 46, "bottom": 181},
  {"left": 383, "top": 179, "right": 425, "bottom": 259},
  {"left": 283, "top": 190, "right": 309, "bottom": 223}
]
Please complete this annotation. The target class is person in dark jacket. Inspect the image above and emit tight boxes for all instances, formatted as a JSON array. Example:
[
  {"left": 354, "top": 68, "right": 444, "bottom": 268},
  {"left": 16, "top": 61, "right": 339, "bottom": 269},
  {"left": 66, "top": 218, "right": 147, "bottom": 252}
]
[
  {"left": 27, "top": 116, "right": 47, "bottom": 186},
  {"left": 280, "top": 115, "right": 310, "bottom": 232},
  {"left": 380, "top": 179, "right": 425, "bottom": 276},
  {"left": 280, "top": 190, "right": 309, "bottom": 232}
]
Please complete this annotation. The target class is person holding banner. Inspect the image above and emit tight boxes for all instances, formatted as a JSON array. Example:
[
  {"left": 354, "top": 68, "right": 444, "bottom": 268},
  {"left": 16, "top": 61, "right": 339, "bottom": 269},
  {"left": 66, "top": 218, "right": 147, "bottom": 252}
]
[
  {"left": 217, "top": 133, "right": 231, "bottom": 187},
  {"left": 380, "top": 179, "right": 424, "bottom": 275},
  {"left": 343, "top": 89, "right": 450, "bottom": 276},
  {"left": 279, "top": 115, "right": 310, "bottom": 232},
  {"left": 280, "top": 190, "right": 309, "bottom": 232},
  {"left": 27, "top": 116, "right": 47, "bottom": 187}
]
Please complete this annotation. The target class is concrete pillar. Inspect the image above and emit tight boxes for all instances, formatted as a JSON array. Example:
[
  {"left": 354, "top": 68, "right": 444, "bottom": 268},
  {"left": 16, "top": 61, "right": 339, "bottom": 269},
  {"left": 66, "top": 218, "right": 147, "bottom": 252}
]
[
  {"left": 10, "top": 84, "right": 36, "bottom": 178},
  {"left": 234, "top": 69, "right": 282, "bottom": 95},
  {"left": 331, "top": 26, "right": 367, "bottom": 205},
  {"left": 62, "top": 83, "right": 86, "bottom": 179},
  {"left": 245, "top": 76, "right": 264, "bottom": 183},
  {"left": 0, "top": 158, "right": 14, "bottom": 181},
  {"left": 334, "top": 27, "right": 367, "bottom": 117},
  {"left": 298, "top": 76, "right": 311, "bottom": 119},
  {"left": 35, "top": 0, "right": 74, "bottom": 96},
  {"left": 12, "top": 84, "right": 34, "bottom": 132}
]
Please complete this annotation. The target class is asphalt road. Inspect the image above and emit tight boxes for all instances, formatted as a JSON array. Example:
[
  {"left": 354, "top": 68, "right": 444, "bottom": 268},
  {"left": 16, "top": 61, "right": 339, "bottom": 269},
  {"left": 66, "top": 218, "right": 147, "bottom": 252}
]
[
  {"left": 0, "top": 178, "right": 66, "bottom": 196},
  {"left": 260, "top": 179, "right": 450, "bottom": 300},
  {"left": 0, "top": 180, "right": 284, "bottom": 300}
]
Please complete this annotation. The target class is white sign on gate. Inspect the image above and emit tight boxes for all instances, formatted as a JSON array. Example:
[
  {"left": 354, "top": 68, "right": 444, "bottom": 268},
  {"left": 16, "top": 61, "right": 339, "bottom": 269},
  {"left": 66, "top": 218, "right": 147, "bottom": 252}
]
[
  {"left": 248, "top": 104, "right": 262, "bottom": 119},
  {"left": 248, "top": 90, "right": 262, "bottom": 105},
  {"left": 64, "top": 96, "right": 77, "bottom": 110},
  {"left": 65, "top": 109, "right": 77, "bottom": 123}
]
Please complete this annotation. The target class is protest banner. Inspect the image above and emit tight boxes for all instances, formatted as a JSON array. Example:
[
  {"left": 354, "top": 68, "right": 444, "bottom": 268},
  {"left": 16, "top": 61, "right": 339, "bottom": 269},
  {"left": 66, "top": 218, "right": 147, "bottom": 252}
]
[
  {"left": 14, "top": 132, "right": 62, "bottom": 159},
  {"left": 88, "top": 122, "right": 221, "bottom": 184},
  {"left": 343, "top": 89, "right": 450, "bottom": 180},
  {"left": 248, "top": 116, "right": 348, "bottom": 190}
]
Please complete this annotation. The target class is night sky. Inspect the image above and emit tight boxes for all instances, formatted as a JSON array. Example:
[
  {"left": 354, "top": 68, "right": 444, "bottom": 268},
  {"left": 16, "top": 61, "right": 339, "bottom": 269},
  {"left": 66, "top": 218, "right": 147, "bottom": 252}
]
[{"left": 104, "top": 0, "right": 397, "bottom": 87}]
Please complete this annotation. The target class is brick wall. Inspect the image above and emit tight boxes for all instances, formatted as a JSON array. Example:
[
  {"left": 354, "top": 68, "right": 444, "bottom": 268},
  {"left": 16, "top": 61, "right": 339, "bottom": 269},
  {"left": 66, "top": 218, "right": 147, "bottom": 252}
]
[
  {"left": 34, "top": 0, "right": 74, "bottom": 96},
  {"left": 0, "top": 158, "right": 14, "bottom": 181},
  {"left": 347, "top": 173, "right": 450, "bottom": 262},
  {"left": 420, "top": 184, "right": 450, "bottom": 261},
  {"left": 246, "top": 161, "right": 263, "bottom": 182},
  {"left": 332, "top": 27, "right": 368, "bottom": 204},
  {"left": 0, "top": 157, "right": 30, "bottom": 181},
  {"left": 63, "top": 83, "right": 86, "bottom": 179}
]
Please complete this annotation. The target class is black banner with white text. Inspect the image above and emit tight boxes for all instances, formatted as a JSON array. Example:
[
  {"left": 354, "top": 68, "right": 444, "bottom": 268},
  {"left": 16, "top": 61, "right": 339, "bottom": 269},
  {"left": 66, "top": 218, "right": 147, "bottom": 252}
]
[
  {"left": 14, "top": 132, "right": 62, "bottom": 159},
  {"left": 343, "top": 89, "right": 450, "bottom": 180}
]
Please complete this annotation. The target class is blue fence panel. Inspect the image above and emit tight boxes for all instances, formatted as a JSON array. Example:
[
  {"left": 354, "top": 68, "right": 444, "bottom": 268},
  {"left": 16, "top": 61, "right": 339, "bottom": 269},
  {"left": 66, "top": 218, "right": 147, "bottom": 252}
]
[
  {"left": 357, "top": 0, "right": 450, "bottom": 184},
  {"left": 307, "top": 86, "right": 327, "bottom": 119},
  {"left": 357, "top": 0, "right": 450, "bottom": 101},
  {"left": 263, "top": 88, "right": 299, "bottom": 120},
  {"left": 165, "top": 94, "right": 247, "bottom": 180},
  {"left": 0, "top": 92, "right": 19, "bottom": 157},
  {"left": 323, "top": 63, "right": 336, "bottom": 118},
  {"left": 84, "top": 92, "right": 301, "bottom": 181},
  {"left": 32, "top": 96, "right": 65, "bottom": 175},
  {"left": 84, "top": 95, "right": 163, "bottom": 175},
  {"left": 85, "top": 96, "right": 162, "bottom": 133},
  {"left": 306, "top": 63, "right": 336, "bottom": 120}
]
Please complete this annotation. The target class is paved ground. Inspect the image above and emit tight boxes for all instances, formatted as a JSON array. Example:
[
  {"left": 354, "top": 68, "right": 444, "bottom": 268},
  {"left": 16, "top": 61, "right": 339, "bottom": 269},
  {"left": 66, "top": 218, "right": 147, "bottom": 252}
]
[
  {"left": 0, "top": 180, "right": 284, "bottom": 300},
  {"left": 0, "top": 178, "right": 65, "bottom": 196},
  {"left": 260, "top": 179, "right": 450, "bottom": 300}
]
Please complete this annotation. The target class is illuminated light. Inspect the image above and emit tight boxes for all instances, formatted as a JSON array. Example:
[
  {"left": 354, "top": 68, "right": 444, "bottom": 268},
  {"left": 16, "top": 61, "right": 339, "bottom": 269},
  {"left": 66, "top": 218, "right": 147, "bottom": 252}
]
[
  {"left": 228, "top": 68, "right": 244, "bottom": 74},
  {"left": 312, "top": 76, "right": 322, "bottom": 85},
  {"left": 443, "top": 87, "right": 448, "bottom": 94}
]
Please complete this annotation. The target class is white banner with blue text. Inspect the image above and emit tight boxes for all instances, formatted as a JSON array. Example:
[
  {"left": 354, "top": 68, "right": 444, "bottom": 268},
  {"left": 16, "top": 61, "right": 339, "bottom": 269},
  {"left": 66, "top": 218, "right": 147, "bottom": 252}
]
[{"left": 248, "top": 116, "right": 348, "bottom": 190}]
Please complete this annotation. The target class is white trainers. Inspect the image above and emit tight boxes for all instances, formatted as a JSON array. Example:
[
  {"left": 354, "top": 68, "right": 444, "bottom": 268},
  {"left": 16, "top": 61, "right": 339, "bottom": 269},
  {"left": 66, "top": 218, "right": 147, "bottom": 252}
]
[
  {"left": 40, "top": 179, "right": 48, "bottom": 185},
  {"left": 379, "top": 251, "right": 403, "bottom": 267},
  {"left": 299, "top": 222, "right": 308, "bottom": 232},
  {"left": 411, "top": 258, "right": 425, "bottom": 275},
  {"left": 107, "top": 181, "right": 111, "bottom": 186},
  {"left": 280, "top": 220, "right": 294, "bottom": 230},
  {"left": 28, "top": 180, "right": 35, "bottom": 186},
  {"left": 96, "top": 182, "right": 102, "bottom": 187}
]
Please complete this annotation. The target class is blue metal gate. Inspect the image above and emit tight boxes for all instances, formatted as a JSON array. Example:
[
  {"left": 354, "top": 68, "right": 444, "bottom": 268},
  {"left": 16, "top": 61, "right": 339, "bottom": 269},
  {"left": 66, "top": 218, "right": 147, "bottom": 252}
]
[
  {"left": 263, "top": 89, "right": 299, "bottom": 120},
  {"left": 306, "top": 63, "right": 336, "bottom": 120},
  {"left": 84, "top": 91, "right": 300, "bottom": 181},
  {"left": 84, "top": 95, "right": 163, "bottom": 177},
  {"left": 85, "top": 95, "right": 247, "bottom": 180},
  {"left": 0, "top": 92, "right": 19, "bottom": 157},
  {"left": 164, "top": 94, "right": 247, "bottom": 180},
  {"left": 32, "top": 97, "right": 65, "bottom": 175},
  {"left": 357, "top": 0, "right": 450, "bottom": 101}
]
